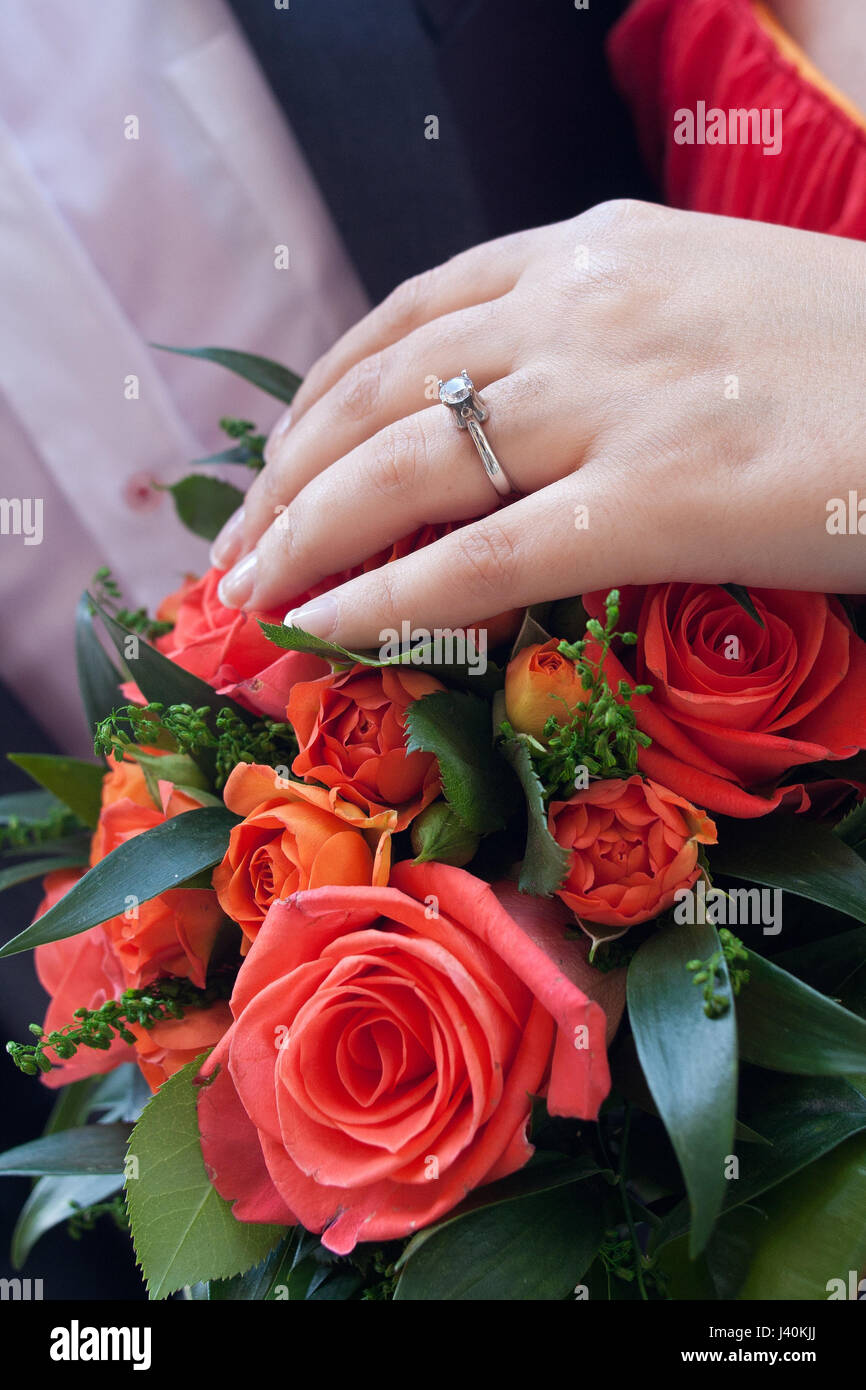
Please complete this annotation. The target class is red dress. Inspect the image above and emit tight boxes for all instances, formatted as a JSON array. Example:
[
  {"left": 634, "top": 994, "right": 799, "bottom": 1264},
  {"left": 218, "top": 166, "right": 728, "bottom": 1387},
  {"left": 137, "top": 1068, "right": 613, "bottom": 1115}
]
[{"left": 608, "top": 0, "right": 866, "bottom": 237}]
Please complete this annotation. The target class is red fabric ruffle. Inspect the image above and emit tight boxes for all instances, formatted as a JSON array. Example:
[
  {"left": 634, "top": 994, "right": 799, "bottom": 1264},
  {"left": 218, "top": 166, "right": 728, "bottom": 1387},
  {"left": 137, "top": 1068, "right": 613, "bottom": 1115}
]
[{"left": 608, "top": 0, "right": 866, "bottom": 236}]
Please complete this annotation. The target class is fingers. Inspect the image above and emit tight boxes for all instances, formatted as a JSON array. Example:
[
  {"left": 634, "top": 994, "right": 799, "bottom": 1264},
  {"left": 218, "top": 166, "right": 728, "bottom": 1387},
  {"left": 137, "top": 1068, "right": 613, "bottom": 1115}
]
[
  {"left": 232, "top": 298, "right": 516, "bottom": 559},
  {"left": 223, "top": 370, "right": 577, "bottom": 613},
  {"left": 278, "top": 464, "right": 658, "bottom": 651},
  {"left": 287, "top": 227, "right": 540, "bottom": 424}
]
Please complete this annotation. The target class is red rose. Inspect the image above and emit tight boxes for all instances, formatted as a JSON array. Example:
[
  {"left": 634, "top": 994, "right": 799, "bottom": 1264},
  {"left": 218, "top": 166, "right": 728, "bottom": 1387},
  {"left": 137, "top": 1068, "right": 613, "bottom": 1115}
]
[
  {"left": 91, "top": 757, "right": 226, "bottom": 988},
  {"left": 129, "top": 1002, "right": 233, "bottom": 1093},
  {"left": 584, "top": 585, "right": 866, "bottom": 817},
  {"left": 550, "top": 776, "right": 717, "bottom": 940},
  {"left": 155, "top": 569, "right": 326, "bottom": 718},
  {"left": 287, "top": 666, "right": 443, "bottom": 830},
  {"left": 197, "top": 864, "right": 623, "bottom": 1253},
  {"left": 34, "top": 869, "right": 135, "bottom": 1088}
]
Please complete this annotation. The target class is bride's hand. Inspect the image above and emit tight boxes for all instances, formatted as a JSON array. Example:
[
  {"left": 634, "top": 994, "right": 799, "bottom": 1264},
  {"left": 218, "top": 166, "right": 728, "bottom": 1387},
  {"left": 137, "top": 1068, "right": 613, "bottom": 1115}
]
[{"left": 212, "top": 199, "right": 866, "bottom": 643}]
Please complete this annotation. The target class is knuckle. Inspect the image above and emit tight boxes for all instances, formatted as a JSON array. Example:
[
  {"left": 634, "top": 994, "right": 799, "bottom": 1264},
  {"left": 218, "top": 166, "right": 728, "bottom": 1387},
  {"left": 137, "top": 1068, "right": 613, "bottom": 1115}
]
[
  {"left": 271, "top": 503, "right": 307, "bottom": 570},
  {"left": 583, "top": 197, "right": 679, "bottom": 248},
  {"left": 368, "top": 420, "right": 426, "bottom": 499},
  {"left": 452, "top": 521, "right": 518, "bottom": 596},
  {"left": 291, "top": 359, "right": 328, "bottom": 414},
  {"left": 381, "top": 267, "right": 437, "bottom": 333},
  {"left": 337, "top": 352, "right": 383, "bottom": 421},
  {"left": 248, "top": 466, "right": 282, "bottom": 525},
  {"left": 371, "top": 560, "right": 402, "bottom": 617},
  {"left": 593, "top": 197, "right": 654, "bottom": 229}
]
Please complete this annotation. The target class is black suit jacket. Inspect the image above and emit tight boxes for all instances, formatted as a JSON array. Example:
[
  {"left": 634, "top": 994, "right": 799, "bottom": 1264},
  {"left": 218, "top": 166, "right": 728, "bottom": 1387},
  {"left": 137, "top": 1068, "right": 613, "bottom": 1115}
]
[{"left": 227, "top": 0, "right": 653, "bottom": 302}]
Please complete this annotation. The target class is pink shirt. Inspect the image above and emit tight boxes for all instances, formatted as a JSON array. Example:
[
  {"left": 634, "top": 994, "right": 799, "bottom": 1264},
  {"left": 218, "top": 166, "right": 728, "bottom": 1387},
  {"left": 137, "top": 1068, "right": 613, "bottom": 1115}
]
[{"left": 0, "top": 0, "right": 369, "bottom": 749}]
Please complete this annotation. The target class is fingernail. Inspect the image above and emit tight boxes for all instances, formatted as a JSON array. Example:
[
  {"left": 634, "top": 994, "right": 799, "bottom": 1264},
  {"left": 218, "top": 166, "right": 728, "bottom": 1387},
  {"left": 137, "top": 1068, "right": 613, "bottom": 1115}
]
[
  {"left": 273, "top": 405, "right": 293, "bottom": 437},
  {"left": 264, "top": 407, "right": 293, "bottom": 465},
  {"left": 210, "top": 505, "right": 246, "bottom": 570},
  {"left": 284, "top": 594, "right": 338, "bottom": 637},
  {"left": 218, "top": 551, "right": 258, "bottom": 609}
]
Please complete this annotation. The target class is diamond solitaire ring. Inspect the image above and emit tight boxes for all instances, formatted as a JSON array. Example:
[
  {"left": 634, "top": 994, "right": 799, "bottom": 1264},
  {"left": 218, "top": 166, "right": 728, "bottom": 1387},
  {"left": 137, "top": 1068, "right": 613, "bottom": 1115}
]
[{"left": 438, "top": 371, "right": 516, "bottom": 498}]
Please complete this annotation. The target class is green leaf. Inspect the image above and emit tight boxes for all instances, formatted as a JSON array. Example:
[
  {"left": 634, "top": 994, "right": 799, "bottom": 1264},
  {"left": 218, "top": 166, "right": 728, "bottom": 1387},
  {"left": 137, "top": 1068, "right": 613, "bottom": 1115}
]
[
  {"left": 394, "top": 1181, "right": 604, "bottom": 1300},
  {"left": 738, "top": 1133, "right": 866, "bottom": 1299},
  {"left": 10, "top": 1071, "right": 147, "bottom": 1267},
  {"left": 43, "top": 1076, "right": 105, "bottom": 1136},
  {"left": 0, "top": 805, "right": 238, "bottom": 957},
  {"left": 85, "top": 1064, "right": 153, "bottom": 1124},
  {"left": 90, "top": 597, "right": 255, "bottom": 728},
  {"left": 500, "top": 737, "right": 569, "bottom": 896},
  {"left": 404, "top": 691, "right": 516, "bottom": 834},
  {"left": 774, "top": 923, "right": 866, "bottom": 995},
  {"left": 834, "top": 795, "right": 866, "bottom": 850},
  {"left": 127, "top": 750, "right": 211, "bottom": 810},
  {"left": 0, "top": 1124, "right": 132, "bottom": 1176},
  {"left": 8, "top": 754, "right": 104, "bottom": 829},
  {"left": 0, "top": 855, "right": 87, "bottom": 895},
  {"left": 206, "top": 1233, "right": 304, "bottom": 1300},
  {"left": 736, "top": 948, "right": 866, "bottom": 1075},
  {"left": 0, "top": 788, "right": 65, "bottom": 825},
  {"left": 721, "top": 584, "right": 765, "bottom": 628},
  {"left": 259, "top": 620, "right": 503, "bottom": 689},
  {"left": 712, "top": 813, "right": 866, "bottom": 924},
  {"left": 161, "top": 475, "right": 245, "bottom": 542},
  {"left": 627, "top": 920, "right": 737, "bottom": 1256},
  {"left": 259, "top": 621, "right": 387, "bottom": 668},
  {"left": 653, "top": 1072, "right": 866, "bottom": 1250},
  {"left": 76, "top": 592, "right": 123, "bottom": 735},
  {"left": 307, "top": 1269, "right": 364, "bottom": 1300},
  {"left": 194, "top": 444, "right": 260, "bottom": 468},
  {"left": 395, "top": 1154, "right": 606, "bottom": 1268},
  {"left": 508, "top": 607, "right": 552, "bottom": 659},
  {"left": 0, "top": 835, "right": 91, "bottom": 864},
  {"left": 410, "top": 802, "right": 480, "bottom": 867},
  {"left": 126, "top": 1056, "right": 285, "bottom": 1298},
  {"left": 151, "top": 345, "right": 301, "bottom": 405},
  {"left": 11, "top": 1175, "right": 122, "bottom": 1268}
]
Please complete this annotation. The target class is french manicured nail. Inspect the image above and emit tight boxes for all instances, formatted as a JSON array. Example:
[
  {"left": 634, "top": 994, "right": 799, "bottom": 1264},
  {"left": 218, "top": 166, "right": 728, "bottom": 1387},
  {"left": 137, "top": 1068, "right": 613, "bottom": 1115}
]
[
  {"left": 210, "top": 505, "right": 246, "bottom": 570},
  {"left": 264, "top": 407, "right": 293, "bottom": 464},
  {"left": 218, "top": 551, "right": 258, "bottom": 609},
  {"left": 273, "top": 405, "right": 293, "bottom": 438},
  {"left": 284, "top": 594, "right": 338, "bottom": 637}
]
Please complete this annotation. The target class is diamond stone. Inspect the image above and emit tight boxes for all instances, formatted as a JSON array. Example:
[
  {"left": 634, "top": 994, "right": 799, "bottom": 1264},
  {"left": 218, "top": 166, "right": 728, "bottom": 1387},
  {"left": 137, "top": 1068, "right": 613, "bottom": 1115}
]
[{"left": 440, "top": 375, "right": 473, "bottom": 406}]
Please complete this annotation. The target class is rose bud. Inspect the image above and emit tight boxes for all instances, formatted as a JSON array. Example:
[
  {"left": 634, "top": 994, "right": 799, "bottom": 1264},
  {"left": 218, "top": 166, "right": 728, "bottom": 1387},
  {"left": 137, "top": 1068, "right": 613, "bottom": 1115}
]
[
  {"left": 549, "top": 775, "right": 717, "bottom": 942},
  {"left": 505, "top": 640, "right": 583, "bottom": 741}
]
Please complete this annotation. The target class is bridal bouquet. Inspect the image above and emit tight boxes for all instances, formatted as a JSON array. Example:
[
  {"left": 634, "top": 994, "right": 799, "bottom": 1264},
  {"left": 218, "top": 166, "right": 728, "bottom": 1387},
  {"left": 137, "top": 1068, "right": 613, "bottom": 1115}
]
[{"left": 2, "top": 349, "right": 866, "bottom": 1302}]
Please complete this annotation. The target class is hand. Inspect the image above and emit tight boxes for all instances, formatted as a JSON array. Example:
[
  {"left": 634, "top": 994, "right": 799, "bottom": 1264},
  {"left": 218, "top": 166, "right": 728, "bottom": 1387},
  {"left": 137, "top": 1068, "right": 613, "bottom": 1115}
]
[{"left": 212, "top": 199, "right": 866, "bottom": 646}]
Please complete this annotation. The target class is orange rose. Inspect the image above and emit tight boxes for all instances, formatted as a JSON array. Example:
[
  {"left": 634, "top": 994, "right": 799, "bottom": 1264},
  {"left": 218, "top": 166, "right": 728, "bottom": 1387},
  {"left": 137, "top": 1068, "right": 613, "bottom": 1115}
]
[
  {"left": 129, "top": 1002, "right": 233, "bottom": 1092},
  {"left": 505, "top": 640, "right": 583, "bottom": 740},
  {"left": 34, "top": 869, "right": 135, "bottom": 1088},
  {"left": 287, "top": 666, "right": 442, "bottom": 829},
  {"left": 91, "top": 757, "right": 226, "bottom": 988},
  {"left": 549, "top": 776, "right": 717, "bottom": 940},
  {"left": 213, "top": 763, "right": 396, "bottom": 949},
  {"left": 197, "top": 864, "right": 621, "bottom": 1251}
]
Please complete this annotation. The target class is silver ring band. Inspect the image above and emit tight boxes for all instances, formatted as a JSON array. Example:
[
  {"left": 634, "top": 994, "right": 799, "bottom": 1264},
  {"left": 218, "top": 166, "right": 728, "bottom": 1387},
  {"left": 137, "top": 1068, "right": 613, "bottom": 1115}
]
[{"left": 438, "top": 371, "right": 516, "bottom": 497}]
